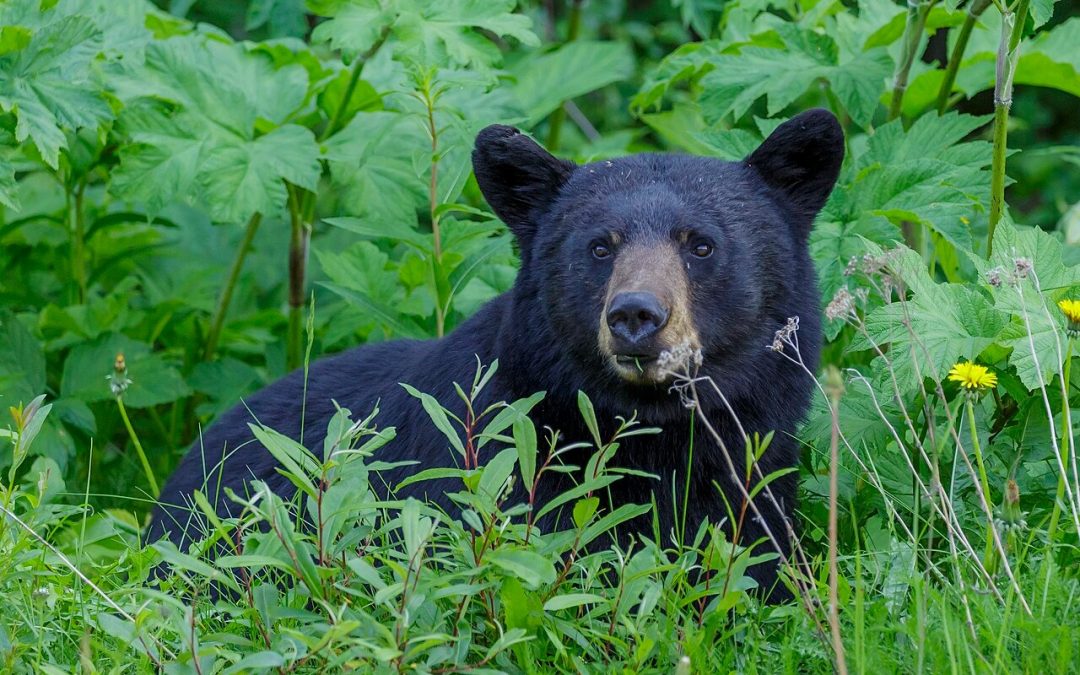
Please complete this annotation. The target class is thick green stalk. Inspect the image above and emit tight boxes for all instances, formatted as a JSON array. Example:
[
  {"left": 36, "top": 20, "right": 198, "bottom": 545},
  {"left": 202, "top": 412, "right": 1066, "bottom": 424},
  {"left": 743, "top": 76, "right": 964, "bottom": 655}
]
[
  {"left": 888, "top": 0, "right": 936, "bottom": 121},
  {"left": 285, "top": 31, "right": 391, "bottom": 370},
  {"left": 987, "top": 0, "right": 1030, "bottom": 257},
  {"left": 70, "top": 179, "right": 87, "bottom": 303},
  {"left": 117, "top": 396, "right": 159, "bottom": 496},
  {"left": 204, "top": 212, "right": 262, "bottom": 362},
  {"left": 936, "top": 0, "right": 993, "bottom": 115},
  {"left": 286, "top": 212, "right": 310, "bottom": 370},
  {"left": 545, "top": 0, "right": 584, "bottom": 152}
]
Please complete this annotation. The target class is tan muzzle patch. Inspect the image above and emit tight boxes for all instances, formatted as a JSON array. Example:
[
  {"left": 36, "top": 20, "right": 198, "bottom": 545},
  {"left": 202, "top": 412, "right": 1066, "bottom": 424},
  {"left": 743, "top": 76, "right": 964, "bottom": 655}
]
[{"left": 598, "top": 242, "right": 701, "bottom": 383}]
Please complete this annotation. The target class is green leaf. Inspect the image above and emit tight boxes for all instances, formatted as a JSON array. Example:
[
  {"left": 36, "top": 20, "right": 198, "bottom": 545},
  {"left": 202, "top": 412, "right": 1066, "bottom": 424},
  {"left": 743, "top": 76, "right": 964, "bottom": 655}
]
[
  {"left": 0, "top": 26, "right": 31, "bottom": 56},
  {"left": 310, "top": 0, "right": 396, "bottom": 58},
  {"left": 393, "top": 0, "right": 538, "bottom": 70},
  {"left": 841, "top": 113, "right": 992, "bottom": 252},
  {"left": 542, "top": 593, "right": 607, "bottom": 612},
  {"left": 0, "top": 154, "right": 15, "bottom": 210},
  {"left": 200, "top": 124, "right": 319, "bottom": 223},
  {"left": 512, "top": 416, "right": 537, "bottom": 489},
  {"left": 486, "top": 548, "right": 557, "bottom": 589},
  {"left": 0, "top": 313, "right": 45, "bottom": 406},
  {"left": 976, "top": 222, "right": 1080, "bottom": 390},
  {"left": 110, "top": 103, "right": 206, "bottom": 215},
  {"left": 511, "top": 41, "right": 634, "bottom": 125},
  {"left": 401, "top": 383, "right": 465, "bottom": 456},
  {"left": 0, "top": 16, "right": 111, "bottom": 168},
  {"left": 696, "top": 25, "right": 892, "bottom": 128},
  {"left": 60, "top": 333, "right": 190, "bottom": 408},
  {"left": 246, "top": 0, "right": 308, "bottom": 38},
  {"left": 848, "top": 247, "right": 1006, "bottom": 392},
  {"left": 323, "top": 111, "right": 427, "bottom": 233}
]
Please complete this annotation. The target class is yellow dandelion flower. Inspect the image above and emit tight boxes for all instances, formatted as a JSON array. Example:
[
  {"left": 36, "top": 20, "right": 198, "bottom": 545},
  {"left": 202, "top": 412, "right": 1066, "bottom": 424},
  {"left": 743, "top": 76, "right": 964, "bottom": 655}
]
[
  {"left": 948, "top": 361, "right": 998, "bottom": 391},
  {"left": 1059, "top": 298, "right": 1080, "bottom": 338}
]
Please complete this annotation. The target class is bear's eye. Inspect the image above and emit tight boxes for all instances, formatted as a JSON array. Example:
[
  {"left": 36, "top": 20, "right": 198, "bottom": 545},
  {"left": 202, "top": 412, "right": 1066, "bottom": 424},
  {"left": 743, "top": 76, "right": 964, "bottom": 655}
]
[
  {"left": 591, "top": 242, "right": 612, "bottom": 260},
  {"left": 691, "top": 241, "right": 714, "bottom": 259}
]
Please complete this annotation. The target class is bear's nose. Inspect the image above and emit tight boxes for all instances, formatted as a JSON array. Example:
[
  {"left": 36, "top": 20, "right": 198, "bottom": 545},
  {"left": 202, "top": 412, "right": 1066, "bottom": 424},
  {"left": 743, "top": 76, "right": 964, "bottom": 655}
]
[{"left": 607, "top": 292, "right": 669, "bottom": 348}]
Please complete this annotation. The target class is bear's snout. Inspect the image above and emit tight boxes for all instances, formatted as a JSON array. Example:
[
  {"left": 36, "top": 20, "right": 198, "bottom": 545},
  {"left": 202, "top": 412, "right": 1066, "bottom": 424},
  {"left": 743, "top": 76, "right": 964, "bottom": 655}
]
[{"left": 606, "top": 291, "right": 669, "bottom": 351}]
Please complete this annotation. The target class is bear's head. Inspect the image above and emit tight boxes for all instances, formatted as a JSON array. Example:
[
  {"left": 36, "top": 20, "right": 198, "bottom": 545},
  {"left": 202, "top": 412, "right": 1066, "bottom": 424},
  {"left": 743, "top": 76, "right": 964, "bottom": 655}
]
[{"left": 472, "top": 110, "right": 844, "bottom": 399}]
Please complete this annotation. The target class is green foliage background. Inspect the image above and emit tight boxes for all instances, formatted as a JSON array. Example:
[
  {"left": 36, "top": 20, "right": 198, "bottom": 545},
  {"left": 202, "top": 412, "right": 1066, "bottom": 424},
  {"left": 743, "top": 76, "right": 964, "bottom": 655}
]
[{"left": 0, "top": 0, "right": 1078, "bottom": 671}]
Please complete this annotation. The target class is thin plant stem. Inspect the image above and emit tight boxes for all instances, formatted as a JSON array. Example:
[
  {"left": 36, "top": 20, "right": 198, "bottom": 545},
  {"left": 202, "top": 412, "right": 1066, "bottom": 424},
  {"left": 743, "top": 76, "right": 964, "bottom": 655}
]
[
  {"left": 965, "top": 396, "right": 995, "bottom": 570},
  {"left": 1041, "top": 338, "right": 1073, "bottom": 609},
  {"left": 888, "top": 0, "right": 936, "bottom": 121},
  {"left": 826, "top": 366, "right": 848, "bottom": 675},
  {"left": 678, "top": 407, "right": 696, "bottom": 549},
  {"left": 987, "top": 0, "right": 1031, "bottom": 256},
  {"left": 204, "top": 212, "right": 262, "bottom": 362},
  {"left": 116, "top": 396, "right": 159, "bottom": 496},
  {"left": 936, "top": 0, "right": 993, "bottom": 114}
]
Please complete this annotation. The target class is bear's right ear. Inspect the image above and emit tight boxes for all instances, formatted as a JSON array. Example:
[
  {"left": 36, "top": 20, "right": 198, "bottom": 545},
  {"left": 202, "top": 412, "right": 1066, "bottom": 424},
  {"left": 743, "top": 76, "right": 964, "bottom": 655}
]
[{"left": 472, "top": 125, "right": 575, "bottom": 240}]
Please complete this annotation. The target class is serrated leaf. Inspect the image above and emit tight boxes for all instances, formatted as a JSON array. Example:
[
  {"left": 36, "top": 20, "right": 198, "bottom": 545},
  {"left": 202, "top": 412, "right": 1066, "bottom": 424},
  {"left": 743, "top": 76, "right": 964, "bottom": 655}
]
[
  {"left": 848, "top": 247, "right": 1006, "bottom": 392},
  {"left": 200, "top": 124, "right": 319, "bottom": 223},
  {"left": 323, "top": 111, "right": 427, "bottom": 231},
  {"left": 511, "top": 41, "right": 634, "bottom": 125},
  {"left": 110, "top": 103, "right": 205, "bottom": 215},
  {"left": 697, "top": 25, "right": 892, "bottom": 128},
  {"left": 842, "top": 113, "right": 992, "bottom": 251},
  {"left": 0, "top": 16, "right": 111, "bottom": 168},
  {"left": 974, "top": 222, "right": 1080, "bottom": 390},
  {"left": 393, "top": 0, "right": 538, "bottom": 69}
]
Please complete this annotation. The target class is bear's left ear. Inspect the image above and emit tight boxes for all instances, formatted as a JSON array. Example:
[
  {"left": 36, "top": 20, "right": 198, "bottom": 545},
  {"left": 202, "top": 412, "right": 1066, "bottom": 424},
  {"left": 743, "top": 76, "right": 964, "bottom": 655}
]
[
  {"left": 473, "top": 125, "right": 576, "bottom": 242},
  {"left": 745, "top": 108, "right": 844, "bottom": 222}
]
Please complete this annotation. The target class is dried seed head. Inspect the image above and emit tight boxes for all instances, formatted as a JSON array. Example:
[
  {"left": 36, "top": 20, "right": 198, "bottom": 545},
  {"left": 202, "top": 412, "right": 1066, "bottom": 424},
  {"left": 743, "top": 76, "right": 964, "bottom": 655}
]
[
  {"left": 825, "top": 288, "right": 855, "bottom": 321},
  {"left": 1013, "top": 257, "right": 1032, "bottom": 279}
]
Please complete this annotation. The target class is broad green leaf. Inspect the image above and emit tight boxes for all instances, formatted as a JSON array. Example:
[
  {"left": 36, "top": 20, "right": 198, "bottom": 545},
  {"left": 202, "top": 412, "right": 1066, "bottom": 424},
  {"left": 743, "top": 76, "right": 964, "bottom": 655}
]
[
  {"left": 0, "top": 313, "right": 46, "bottom": 407},
  {"left": 312, "top": 0, "right": 537, "bottom": 69},
  {"left": 60, "top": 332, "right": 190, "bottom": 408},
  {"left": 696, "top": 25, "right": 892, "bottom": 128},
  {"left": 110, "top": 103, "right": 206, "bottom": 215},
  {"left": 511, "top": 41, "right": 635, "bottom": 125},
  {"left": 975, "top": 222, "right": 1080, "bottom": 390},
  {"left": 393, "top": 0, "right": 538, "bottom": 69},
  {"left": 246, "top": 0, "right": 308, "bottom": 38},
  {"left": 841, "top": 113, "right": 993, "bottom": 252},
  {"left": 0, "top": 16, "right": 111, "bottom": 168},
  {"left": 848, "top": 247, "right": 1007, "bottom": 392},
  {"left": 200, "top": 124, "right": 320, "bottom": 223},
  {"left": 323, "top": 111, "right": 427, "bottom": 232},
  {"left": 310, "top": 0, "right": 396, "bottom": 58}
]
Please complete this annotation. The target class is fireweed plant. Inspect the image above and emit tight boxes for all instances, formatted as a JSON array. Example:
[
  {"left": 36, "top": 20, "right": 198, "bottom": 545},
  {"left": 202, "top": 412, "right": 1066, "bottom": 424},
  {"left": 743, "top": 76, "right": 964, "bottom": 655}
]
[{"left": 1, "top": 0, "right": 1079, "bottom": 671}]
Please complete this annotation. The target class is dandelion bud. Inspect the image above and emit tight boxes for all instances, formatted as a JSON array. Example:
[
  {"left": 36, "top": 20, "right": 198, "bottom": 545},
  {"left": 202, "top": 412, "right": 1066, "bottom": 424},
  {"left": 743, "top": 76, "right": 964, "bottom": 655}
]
[{"left": 107, "top": 352, "right": 132, "bottom": 398}]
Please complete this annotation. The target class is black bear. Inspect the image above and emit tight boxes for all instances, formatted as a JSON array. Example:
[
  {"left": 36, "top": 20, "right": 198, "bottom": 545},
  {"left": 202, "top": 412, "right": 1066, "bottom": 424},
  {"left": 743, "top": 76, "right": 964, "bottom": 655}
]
[{"left": 147, "top": 109, "right": 844, "bottom": 600}]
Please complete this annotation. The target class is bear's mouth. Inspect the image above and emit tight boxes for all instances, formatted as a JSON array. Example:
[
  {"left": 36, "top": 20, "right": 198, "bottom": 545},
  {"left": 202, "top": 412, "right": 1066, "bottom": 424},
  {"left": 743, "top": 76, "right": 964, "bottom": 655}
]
[{"left": 614, "top": 354, "right": 658, "bottom": 370}]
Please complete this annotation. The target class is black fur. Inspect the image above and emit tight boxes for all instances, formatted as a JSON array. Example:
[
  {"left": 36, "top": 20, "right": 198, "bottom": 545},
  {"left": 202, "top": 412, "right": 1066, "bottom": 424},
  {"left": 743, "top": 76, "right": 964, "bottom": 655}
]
[{"left": 147, "top": 109, "right": 845, "bottom": 601}]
